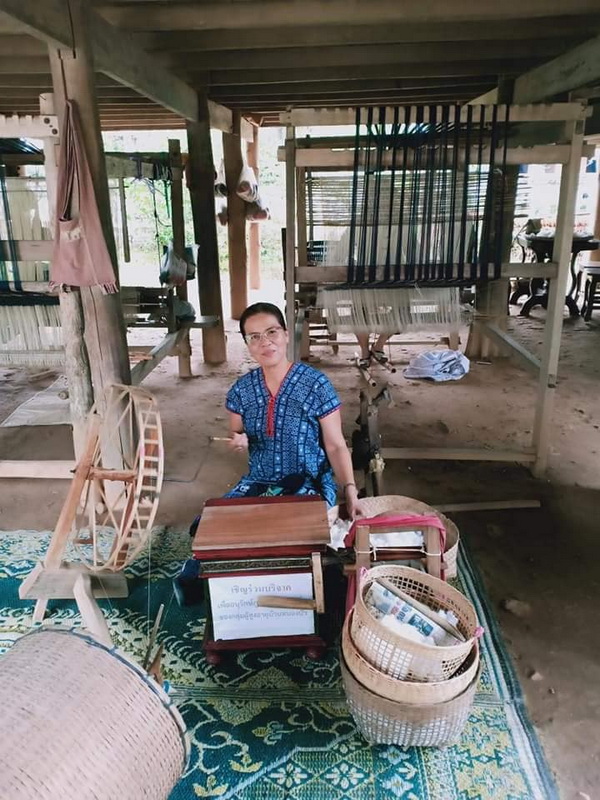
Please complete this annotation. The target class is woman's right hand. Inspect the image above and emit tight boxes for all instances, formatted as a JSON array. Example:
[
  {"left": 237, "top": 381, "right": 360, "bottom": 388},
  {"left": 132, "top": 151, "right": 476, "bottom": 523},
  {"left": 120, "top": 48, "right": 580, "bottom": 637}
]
[{"left": 228, "top": 432, "right": 248, "bottom": 453}]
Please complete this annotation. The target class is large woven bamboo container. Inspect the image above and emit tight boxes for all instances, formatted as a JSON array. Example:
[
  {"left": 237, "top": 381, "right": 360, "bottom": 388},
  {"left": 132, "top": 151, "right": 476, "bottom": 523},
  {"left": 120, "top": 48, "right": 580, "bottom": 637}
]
[
  {"left": 341, "top": 650, "right": 480, "bottom": 747},
  {"left": 0, "top": 628, "right": 188, "bottom": 800},
  {"left": 357, "top": 495, "right": 460, "bottom": 578}
]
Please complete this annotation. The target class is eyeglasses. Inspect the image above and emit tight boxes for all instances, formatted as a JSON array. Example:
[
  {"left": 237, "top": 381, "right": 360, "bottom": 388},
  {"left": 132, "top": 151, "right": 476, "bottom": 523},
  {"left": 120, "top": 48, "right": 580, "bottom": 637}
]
[{"left": 244, "top": 326, "right": 284, "bottom": 346}]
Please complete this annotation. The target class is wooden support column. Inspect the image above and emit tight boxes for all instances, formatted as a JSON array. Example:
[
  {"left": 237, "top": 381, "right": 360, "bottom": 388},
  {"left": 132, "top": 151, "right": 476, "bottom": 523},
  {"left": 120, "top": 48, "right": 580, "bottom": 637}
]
[
  {"left": 466, "top": 80, "right": 518, "bottom": 361},
  {"left": 48, "top": 0, "right": 130, "bottom": 411},
  {"left": 39, "top": 91, "right": 93, "bottom": 457},
  {"left": 223, "top": 111, "right": 247, "bottom": 320},
  {"left": 532, "top": 118, "right": 585, "bottom": 476},
  {"left": 168, "top": 138, "right": 192, "bottom": 378},
  {"left": 285, "top": 124, "right": 297, "bottom": 360},
  {"left": 246, "top": 127, "right": 261, "bottom": 291},
  {"left": 186, "top": 99, "right": 227, "bottom": 364},
  {"left": 296, "top": 167, "right": 308, "bottom": 268}
]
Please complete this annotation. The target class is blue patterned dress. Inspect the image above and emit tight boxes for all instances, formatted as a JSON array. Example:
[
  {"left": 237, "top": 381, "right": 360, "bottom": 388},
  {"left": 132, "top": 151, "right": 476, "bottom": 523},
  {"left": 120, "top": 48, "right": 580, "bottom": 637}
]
[{"left": 224, "top": 362, "right": 341, "bottom": 506}]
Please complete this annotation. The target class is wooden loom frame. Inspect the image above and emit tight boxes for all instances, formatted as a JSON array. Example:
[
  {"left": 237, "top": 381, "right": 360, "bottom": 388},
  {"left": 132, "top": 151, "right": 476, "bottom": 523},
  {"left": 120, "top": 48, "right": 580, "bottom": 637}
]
[
  {"left": 0, "top": 102, "right": 221, "bottom": 479},
  {"left": 280, "top": 102, "right": 591, "bottom": 476}
]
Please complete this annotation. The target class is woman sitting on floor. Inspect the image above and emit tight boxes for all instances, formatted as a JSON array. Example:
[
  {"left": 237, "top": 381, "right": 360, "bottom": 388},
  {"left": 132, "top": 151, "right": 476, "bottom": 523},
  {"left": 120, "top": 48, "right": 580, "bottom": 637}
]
[{"left": 225, "top": 302, "right": 363, "bottom": 519}]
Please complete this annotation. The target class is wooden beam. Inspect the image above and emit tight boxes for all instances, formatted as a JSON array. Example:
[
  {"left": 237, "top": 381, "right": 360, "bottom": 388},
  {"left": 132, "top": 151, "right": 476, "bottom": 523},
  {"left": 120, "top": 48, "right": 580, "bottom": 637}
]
[
  {"left": 136, "top": 17, "right": 600, "bottom": 51},
  {"left": 0, "top": 0, "right": 198, "bottom": 119},
  {"left": 168, "top": 138, "right": 192, "bottom": 378},
  {"left": 513, "top": 32, "right": 600, "bottom": 102},
  {"left": 1, "top": 240, "right": 53, "bottom": 260},
  {"left": 186, "top": 96, "right": 227, "bottom": 364},
  {"left": 100, "top": 1, "right": 600, "bottom": 30},
  {"left": 0, "top": 460, "right": 75, "bottom": 479},
  {"left": 279, "top": 103, "right": 588, "bottom": 127},
  {"left": 381, "top": 447, "right": 537, "bottom": 463},
  {"left": 207, "top": 61, "right": 538, "bottom": 86},
  {"left": 48, "top": 4, "right": 131, "bottom": 416},
  {"left": 480, "top": 322, "right": 541, "bottom": 373},
  {"left": 0, "top": 56, "right": 50, "bottom": 73},
  {"left": 0, "top": 112, "right": 58, "bottom": 137},
  {"left": 223, "top": 111, "right": 247, "bottom": 320},
  {"left": 130, "top": 330, "right": 182, "bottom": 386},
  {"left": 435, "top": 499, "right": 542, "bottom": 512},
  {"left": 105, "top": 154, "right": 154, "bottom": 179},
  {"left": 532, "top": 118, "right": 585, "bottom": 475},
  {"left": 278, "top": 144, "right": 593, "bottom": 168},
  {"left": 172, "top": 40, "right": 568, "bottom": 72},
  {"left": 210, "top": 78, "right": 494, "bottom": 97},
  {"left": 247, "top": 128, "right": 261, "bottom": 291},
  {"left": 285, "top": 125, "right": 296, "bottom": 359},
  {"left": 0, "top": 72, "right": 118, "bottom": 88},
  {"left": 294, "top": 263, "right": 559, "bottom": 284}
]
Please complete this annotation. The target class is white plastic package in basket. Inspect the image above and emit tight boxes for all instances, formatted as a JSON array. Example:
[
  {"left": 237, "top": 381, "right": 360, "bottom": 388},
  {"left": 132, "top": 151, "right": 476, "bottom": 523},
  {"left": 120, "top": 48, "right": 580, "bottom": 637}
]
[{"left": 366, "top": 581, "right": 459, "bottom": 644}]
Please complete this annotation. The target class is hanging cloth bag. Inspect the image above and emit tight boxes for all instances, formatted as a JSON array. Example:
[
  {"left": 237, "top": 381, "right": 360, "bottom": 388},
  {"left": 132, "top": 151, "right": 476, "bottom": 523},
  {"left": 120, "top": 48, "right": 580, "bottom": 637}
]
[{"left": 50, "top": 100, "right": 117, "bottom": 293}]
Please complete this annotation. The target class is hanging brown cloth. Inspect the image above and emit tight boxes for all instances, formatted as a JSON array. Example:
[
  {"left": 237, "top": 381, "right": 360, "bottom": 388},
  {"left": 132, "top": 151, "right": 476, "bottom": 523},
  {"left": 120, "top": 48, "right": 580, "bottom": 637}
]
[{"left": 50, "top": 100, "right": 117, "bottom": 293}]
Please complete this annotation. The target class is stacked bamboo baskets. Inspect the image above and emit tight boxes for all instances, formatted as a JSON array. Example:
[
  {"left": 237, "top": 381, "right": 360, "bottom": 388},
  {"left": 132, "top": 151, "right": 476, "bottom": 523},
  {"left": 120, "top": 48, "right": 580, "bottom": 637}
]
[{"left": 341, "top": 564, "right": 481, "bottom": 747}]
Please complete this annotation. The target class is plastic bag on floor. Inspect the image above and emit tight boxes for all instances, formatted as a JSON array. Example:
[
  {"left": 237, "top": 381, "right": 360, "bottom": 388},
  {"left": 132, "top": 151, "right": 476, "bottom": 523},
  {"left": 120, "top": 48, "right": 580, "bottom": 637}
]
[{"left": 403, "top": 349, "right": 470, "bottom": 382}]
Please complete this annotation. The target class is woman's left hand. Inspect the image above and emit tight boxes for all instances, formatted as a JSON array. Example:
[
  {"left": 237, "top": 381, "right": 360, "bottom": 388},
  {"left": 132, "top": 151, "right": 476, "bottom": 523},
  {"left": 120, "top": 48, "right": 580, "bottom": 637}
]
[{"left": 345, "top": 485, "right": 365, "bottom": 520}]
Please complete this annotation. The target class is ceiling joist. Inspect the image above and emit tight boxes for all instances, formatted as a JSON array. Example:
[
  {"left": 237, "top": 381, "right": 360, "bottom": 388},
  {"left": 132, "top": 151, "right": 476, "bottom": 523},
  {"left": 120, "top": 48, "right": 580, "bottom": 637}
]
[
  {"left": 0, "top": 0, "right": 198, "bottom": 119},
  {"left": 97, "top": 0, "right": 600, "bottom": 31}
]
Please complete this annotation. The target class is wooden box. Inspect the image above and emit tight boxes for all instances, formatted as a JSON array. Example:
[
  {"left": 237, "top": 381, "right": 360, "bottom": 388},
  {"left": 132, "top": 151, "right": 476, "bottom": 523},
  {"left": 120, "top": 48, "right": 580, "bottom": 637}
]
[{"left": 192, "top": 496, "right": 331, "bottom": 663}]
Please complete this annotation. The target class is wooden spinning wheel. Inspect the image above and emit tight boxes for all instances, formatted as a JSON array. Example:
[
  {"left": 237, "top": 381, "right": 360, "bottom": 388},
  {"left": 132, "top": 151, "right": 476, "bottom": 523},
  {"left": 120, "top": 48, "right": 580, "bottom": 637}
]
[
  {"left": 19, "top": 385, "right": 164, "bottom": 645},
  {"left": 71, "top": 384, "right": 163, "bottom": 572}
]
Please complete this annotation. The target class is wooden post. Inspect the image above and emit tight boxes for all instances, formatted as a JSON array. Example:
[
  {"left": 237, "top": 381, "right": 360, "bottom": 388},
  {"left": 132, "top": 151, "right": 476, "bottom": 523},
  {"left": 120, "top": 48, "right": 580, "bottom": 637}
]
[
  {"left": 168, "top": 138, "right": 192, "bottom": 378},
  {"left": 48, "top": 0, "right": 131, "bottom": 408},
  {"left": 296, "top": 167, "right": 308, "bottom": 267},
  {"left": 223, "top": 111, "right": 247, "bottom": 320},
  {"left": 285, "top": 124, "right": 297, "bottom": 360},
  {"left": 246, "top": 127, "right": 261, "bottom": 291},
  {"left": 532, "top": 117, "right": 585, "bottom": 476},
  {"left": 39, "top": 91, "right": 93, "bottom": 458},
  {"left": 186, "top": 100, "right": 227, "bottom": 364}
]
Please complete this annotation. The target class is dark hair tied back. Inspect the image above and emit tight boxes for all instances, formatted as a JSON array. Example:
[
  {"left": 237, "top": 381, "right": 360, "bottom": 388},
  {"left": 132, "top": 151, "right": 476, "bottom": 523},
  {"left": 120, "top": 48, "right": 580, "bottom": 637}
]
[{"left": 239, "top": 302, "right": 286, "bottom": 336}]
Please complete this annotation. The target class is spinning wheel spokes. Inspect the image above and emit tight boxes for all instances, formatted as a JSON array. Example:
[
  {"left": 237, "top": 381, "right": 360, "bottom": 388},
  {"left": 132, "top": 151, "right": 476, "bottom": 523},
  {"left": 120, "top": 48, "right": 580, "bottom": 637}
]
[{"left": 70, "top": 384, "right": 164, "bottom": 572}]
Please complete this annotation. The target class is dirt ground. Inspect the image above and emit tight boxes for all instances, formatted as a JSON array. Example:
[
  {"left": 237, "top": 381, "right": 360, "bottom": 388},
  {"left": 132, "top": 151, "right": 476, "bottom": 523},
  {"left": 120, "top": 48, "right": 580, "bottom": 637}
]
[{"left": 0, "top": 282, "right": 598, "bottom": 799}]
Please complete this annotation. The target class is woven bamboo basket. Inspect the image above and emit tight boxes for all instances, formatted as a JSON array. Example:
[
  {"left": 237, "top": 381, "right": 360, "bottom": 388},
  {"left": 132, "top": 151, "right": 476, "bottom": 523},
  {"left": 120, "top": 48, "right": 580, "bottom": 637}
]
[
  {"left": 357, "top": 495, "right": 460, "bottom": 578},
  {"left": 341, "top": 650, "right": 480, "bottom": 747},
  {"left": 342, "top": 610, "right": 479, "bottom": 705},
  {"left": 352, "top": 565, "right": 478, "bottom": 682},
  {"left": 0, "top": 628, "right": 189, "bottom": 800}
]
